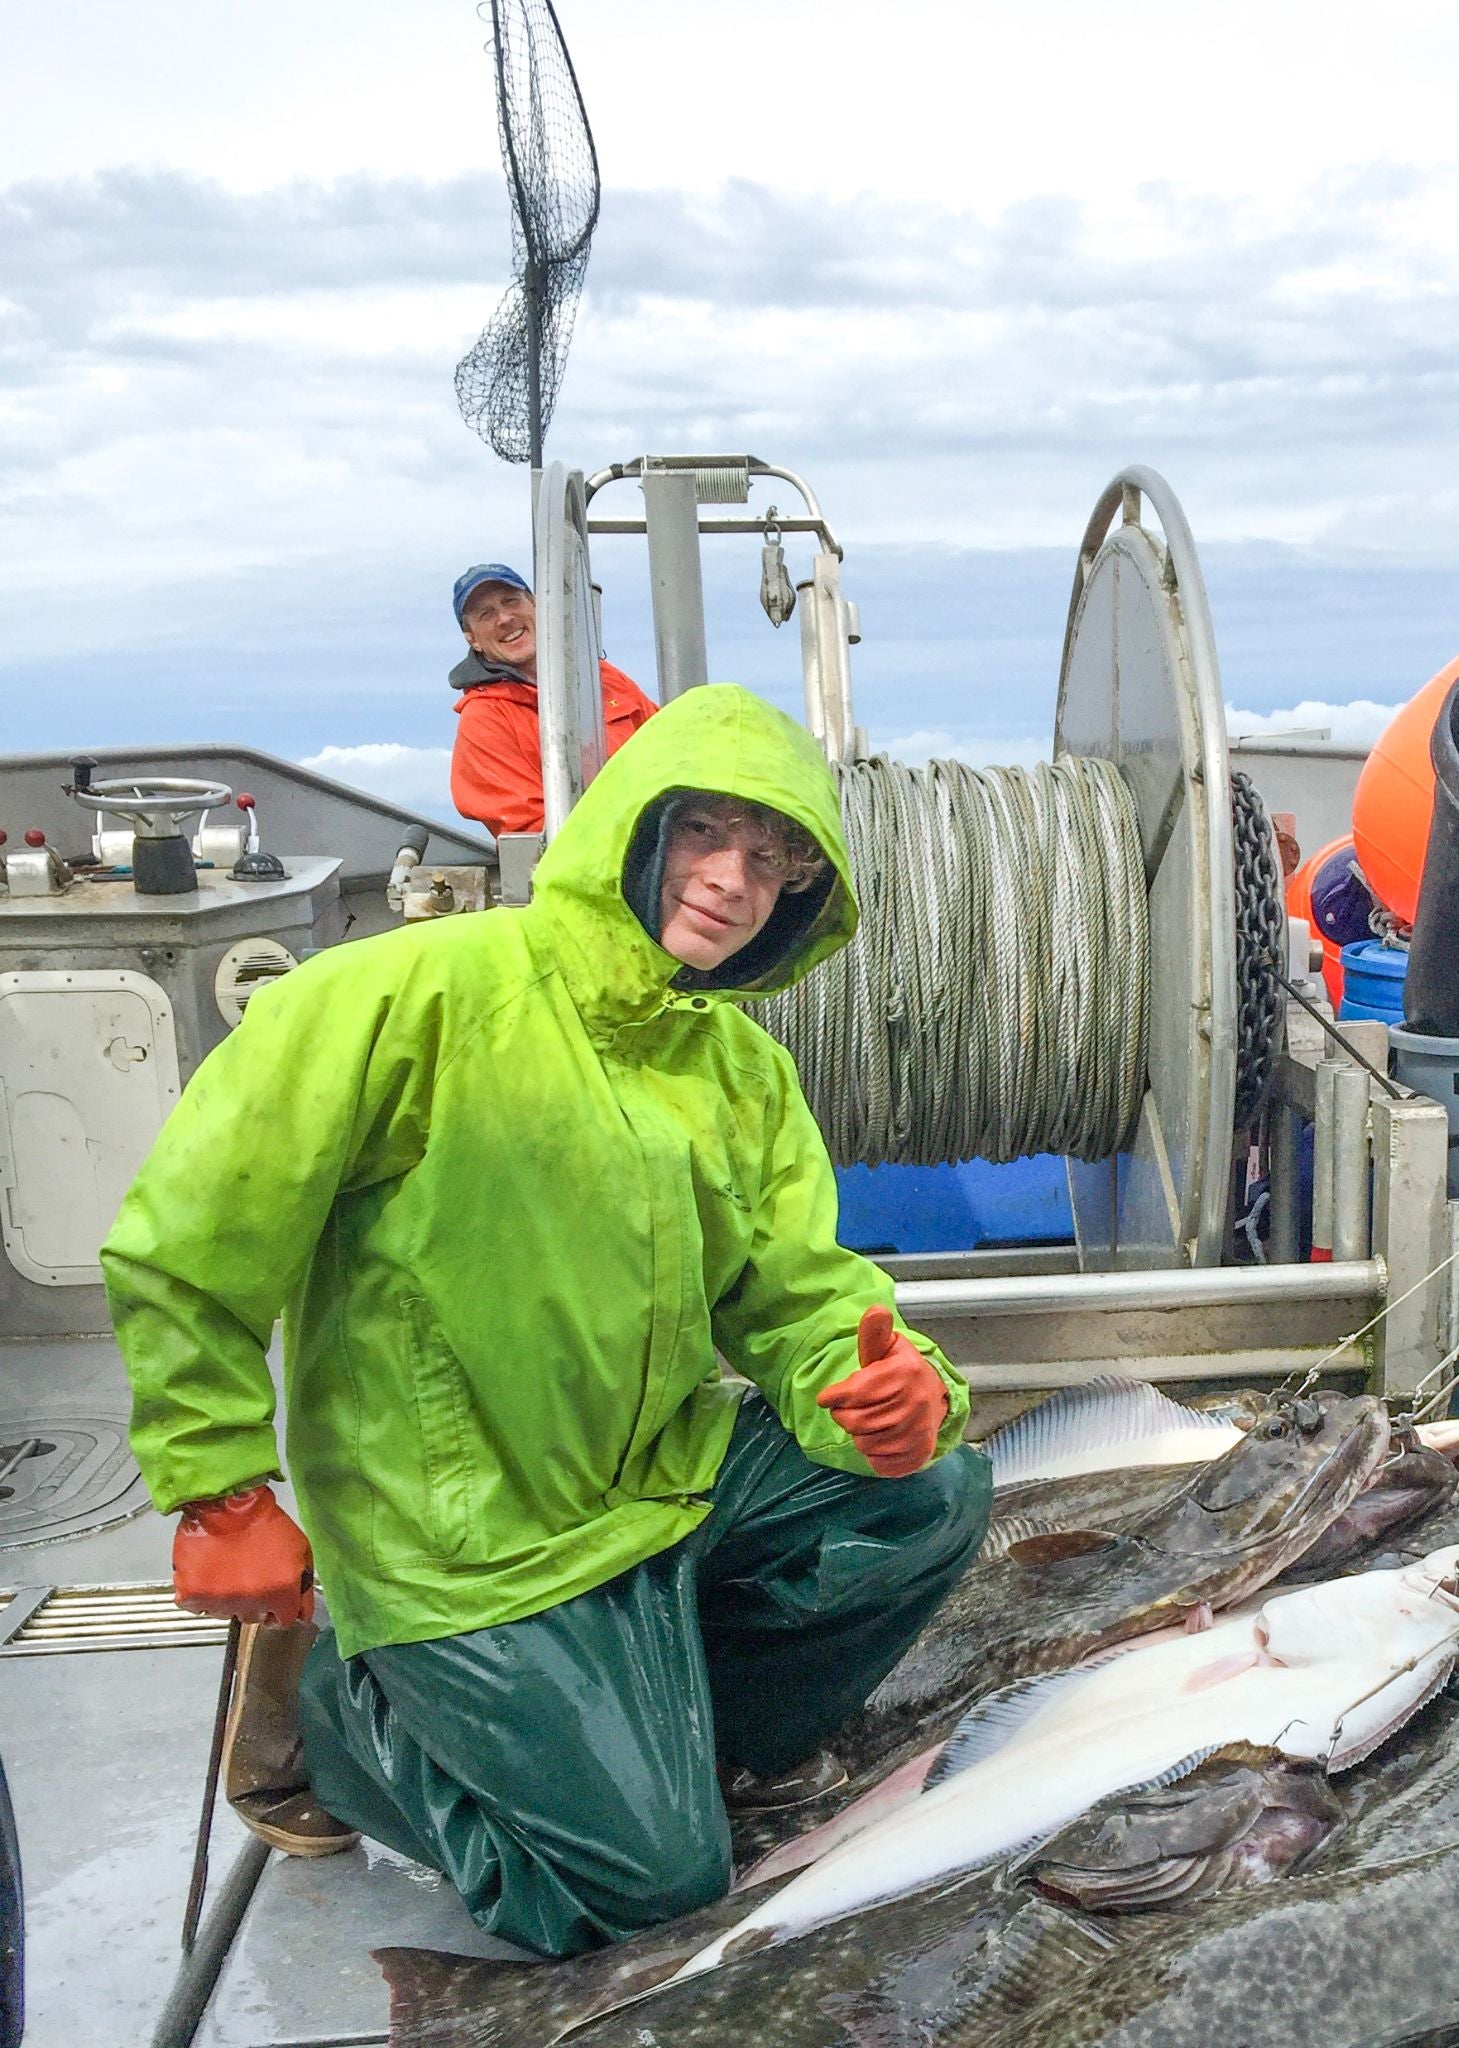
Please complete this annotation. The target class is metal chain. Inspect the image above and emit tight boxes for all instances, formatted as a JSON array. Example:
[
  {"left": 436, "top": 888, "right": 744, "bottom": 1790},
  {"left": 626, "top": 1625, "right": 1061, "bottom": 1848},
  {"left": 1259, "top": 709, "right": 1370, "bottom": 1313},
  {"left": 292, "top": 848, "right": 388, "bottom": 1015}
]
[{"left": 1230, "top": 769, "right": 1286, "bottom": 1133}]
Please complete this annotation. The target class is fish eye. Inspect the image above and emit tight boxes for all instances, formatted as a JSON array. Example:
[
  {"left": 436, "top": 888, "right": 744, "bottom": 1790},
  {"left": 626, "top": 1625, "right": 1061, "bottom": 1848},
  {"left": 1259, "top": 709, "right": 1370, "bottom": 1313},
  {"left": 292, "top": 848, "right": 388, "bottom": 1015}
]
[{"left": 1259, "top": 1413, "right": 1290, "bottom": 1440}]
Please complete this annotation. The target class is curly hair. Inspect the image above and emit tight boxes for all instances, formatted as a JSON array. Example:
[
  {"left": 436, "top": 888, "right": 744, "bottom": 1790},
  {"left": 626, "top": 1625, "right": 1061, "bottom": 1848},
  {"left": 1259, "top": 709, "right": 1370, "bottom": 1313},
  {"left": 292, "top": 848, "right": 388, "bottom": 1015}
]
[{"left": 684, "top": 794, "right": 830, "bottom": 894}]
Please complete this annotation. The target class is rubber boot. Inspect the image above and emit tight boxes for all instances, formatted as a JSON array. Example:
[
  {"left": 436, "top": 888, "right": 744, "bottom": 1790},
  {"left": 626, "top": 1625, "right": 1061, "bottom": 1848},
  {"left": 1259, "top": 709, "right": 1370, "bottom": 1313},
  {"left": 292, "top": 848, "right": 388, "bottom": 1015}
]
[{"left": 222, "top": 1623, "right": 360, "bottom": 1857}]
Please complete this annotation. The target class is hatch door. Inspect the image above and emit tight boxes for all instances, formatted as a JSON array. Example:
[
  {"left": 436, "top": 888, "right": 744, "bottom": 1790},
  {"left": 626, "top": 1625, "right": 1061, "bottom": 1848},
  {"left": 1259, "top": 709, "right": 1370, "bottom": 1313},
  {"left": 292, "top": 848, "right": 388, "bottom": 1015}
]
[{"left": 0, "top": 971, "right": 182, "bottom": 1286}]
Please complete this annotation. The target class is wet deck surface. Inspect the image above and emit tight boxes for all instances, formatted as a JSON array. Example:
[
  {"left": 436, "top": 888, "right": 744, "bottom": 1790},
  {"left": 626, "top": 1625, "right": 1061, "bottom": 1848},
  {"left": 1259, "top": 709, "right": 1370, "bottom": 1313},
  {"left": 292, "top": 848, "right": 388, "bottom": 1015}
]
[
  {"left": 1, "top": 1334, "right": 520, "bottom": 2047},
  {"left": 0, "top": 1336, "right": 234, "bottom": 2045},
  {"left": 0, "top": 1630, "right": 251, "bottom": 2046},
  {"left": 198, "top": 1844, "right": 516, "bottom": 2047}
]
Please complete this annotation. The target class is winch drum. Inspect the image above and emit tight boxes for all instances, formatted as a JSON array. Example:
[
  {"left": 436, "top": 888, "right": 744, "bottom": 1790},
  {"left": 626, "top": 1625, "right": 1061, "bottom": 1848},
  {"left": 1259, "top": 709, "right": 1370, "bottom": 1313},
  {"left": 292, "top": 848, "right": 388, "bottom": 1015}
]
[{"left": 1055, "top": 468, "right": 1239, "bottom": 1272}]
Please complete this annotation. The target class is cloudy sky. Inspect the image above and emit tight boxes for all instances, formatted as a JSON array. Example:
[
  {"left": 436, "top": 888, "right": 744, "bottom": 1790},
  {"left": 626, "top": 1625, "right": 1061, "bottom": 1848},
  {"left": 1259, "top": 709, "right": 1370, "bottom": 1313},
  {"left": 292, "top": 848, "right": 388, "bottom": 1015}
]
[{"left": 5, "top": 0, "right": 1459, "bottom": 821}]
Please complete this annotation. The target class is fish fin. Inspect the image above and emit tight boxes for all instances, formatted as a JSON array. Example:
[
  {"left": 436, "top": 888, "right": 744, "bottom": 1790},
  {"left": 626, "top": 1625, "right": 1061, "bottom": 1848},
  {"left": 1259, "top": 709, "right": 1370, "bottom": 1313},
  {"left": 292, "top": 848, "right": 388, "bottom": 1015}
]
[
  {"left": 374, "top": 1942, "right": 704, "bottom": 2048},
  {"left": 982, "top": 1377, "right": 1228, "bottom": 1488},
  {"left": 376, "top": 1877, "right": 774, "bottom": 2046},
  {"left": 374, "top": 1947, "right": 545, "bottom": 2048},
  {"left": 837, "top": 1892, "right": 1117, "bottom": 2044},
  {"left": 981, "top": 1513, "right": 1074, "bottom": 1561},
  {"left": 736, "top": 1748, "right": 939, "bottom": 1890},
  {"left": 1005, "top": 1528, "right": 1120, "bottom": 1567},
  {"left": 1327, "top": 1645, "right": 1459, "bottom": 1772},
  {"left": 1115, "top": 1746, "right": 1224, "bottom": 1796},
  {"left": 923, "top": 1668, "right": 1095, "bottom": 1790},
  {"left": 1181, "top": 1649, "right": 1271, "bottom": 1691},
  {"left": 922, "top": 1639, "right": 1149, "bottom": 1794},
  {"left": 818, "top": 1908, "right": 1060, "bottom": 2048}
]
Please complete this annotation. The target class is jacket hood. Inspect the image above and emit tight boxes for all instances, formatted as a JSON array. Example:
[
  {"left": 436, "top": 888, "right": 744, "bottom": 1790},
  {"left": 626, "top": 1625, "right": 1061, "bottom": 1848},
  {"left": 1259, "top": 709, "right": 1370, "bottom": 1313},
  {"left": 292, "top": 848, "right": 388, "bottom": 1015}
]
[
  {"left": 529, "top": 684, "right": 857, "bottom": 1026},
  {"left": 449, "top": 648, "right": 533, "bottom": 692}
]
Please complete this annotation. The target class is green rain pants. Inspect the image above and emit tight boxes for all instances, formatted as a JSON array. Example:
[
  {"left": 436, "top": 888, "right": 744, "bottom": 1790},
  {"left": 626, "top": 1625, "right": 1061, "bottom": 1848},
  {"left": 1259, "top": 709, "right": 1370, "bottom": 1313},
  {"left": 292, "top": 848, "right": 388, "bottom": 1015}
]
[{"left": 298, "top": 1390, "right": 991, "bottom": 1957}]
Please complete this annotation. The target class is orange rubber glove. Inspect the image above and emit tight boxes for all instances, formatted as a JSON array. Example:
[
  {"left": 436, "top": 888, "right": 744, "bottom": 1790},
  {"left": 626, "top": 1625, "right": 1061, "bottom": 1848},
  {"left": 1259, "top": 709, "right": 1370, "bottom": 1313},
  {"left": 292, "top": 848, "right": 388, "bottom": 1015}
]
[
  {"left": 173, "top": 1483, "right": 315, "bottom": 1627},
  {"left": 816, "top": 1306, "right": 950, "bottom": 1478}
]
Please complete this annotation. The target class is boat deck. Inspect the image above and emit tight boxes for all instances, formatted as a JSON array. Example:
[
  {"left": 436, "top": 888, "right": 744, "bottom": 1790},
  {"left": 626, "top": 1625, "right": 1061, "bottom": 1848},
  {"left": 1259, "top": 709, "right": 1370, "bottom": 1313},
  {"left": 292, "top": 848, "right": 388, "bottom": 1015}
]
[{"left": 0, "top": 1334, "right": 520, "bottom": 2048}]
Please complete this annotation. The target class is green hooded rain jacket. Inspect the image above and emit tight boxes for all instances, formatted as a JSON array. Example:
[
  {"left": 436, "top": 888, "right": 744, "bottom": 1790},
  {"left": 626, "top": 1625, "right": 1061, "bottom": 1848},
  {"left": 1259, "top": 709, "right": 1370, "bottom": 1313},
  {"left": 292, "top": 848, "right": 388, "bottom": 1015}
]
[{"left": 102, "top": 685, "right": 971, "bottom": 1659}]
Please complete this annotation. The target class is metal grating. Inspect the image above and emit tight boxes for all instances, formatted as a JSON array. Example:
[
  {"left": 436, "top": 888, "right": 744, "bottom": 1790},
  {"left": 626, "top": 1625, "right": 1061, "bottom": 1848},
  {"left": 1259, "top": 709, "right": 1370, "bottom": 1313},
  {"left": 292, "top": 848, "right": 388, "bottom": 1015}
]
[{"left": 0, "top": 1582, "right": 230, "bottom": 1656}]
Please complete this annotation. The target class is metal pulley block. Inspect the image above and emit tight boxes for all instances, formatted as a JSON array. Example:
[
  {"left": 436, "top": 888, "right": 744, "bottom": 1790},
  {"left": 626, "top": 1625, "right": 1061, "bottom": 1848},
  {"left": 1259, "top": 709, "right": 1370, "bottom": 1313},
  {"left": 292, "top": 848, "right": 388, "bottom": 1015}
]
[{"left": 759, "top": 513, "right": 797, "bottom": 628}]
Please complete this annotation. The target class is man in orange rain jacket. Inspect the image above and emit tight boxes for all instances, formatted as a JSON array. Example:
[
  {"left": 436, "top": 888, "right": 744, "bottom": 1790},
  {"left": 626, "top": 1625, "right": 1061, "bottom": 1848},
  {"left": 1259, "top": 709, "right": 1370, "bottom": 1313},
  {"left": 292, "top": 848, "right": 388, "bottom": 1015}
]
[{"left": 448, "top": 561, "right": 658, "bottom": 838}]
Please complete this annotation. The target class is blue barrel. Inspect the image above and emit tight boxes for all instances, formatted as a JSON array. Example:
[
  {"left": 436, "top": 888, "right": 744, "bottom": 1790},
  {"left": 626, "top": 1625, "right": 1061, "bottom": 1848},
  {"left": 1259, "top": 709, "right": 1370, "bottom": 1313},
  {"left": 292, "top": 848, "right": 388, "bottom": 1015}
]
[
  {"left": 1338, "top": 939, "right": 1409, "bottom": 1025},
  {"left": 835, "top": 1156, "right": 1074, "bottom": 1256}
]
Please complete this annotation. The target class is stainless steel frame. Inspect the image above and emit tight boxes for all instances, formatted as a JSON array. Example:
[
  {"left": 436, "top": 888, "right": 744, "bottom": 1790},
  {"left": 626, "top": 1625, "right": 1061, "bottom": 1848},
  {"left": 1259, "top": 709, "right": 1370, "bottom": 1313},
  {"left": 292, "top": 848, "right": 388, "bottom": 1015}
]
[
  {"left": 796, "top": 552, "right": 857, "bottom": 764},
  {"left": 584, "top": 451, "right": 858, "bottom": 752},
  {"left": 897, "top": 1257, "right": 1382, "bottom": 1425},
  {"left": 533, "top": 462, "right": 607, "bottom": 840},
  {"left": 641, "top": 466, "right": 710, "bottom": 700},
  {"left": 583, "top": 453, "right": 843, "bottom": 556},
  {"left": 1268, "top": 1004, "right": 1455, "bottom": 1398}
]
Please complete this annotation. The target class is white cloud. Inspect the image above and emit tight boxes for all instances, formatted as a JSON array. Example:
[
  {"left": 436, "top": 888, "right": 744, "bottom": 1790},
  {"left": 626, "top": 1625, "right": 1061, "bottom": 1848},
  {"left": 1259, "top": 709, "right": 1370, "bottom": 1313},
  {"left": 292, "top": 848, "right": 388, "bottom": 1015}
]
[
  {"left": 12, "top": 0, "right": 1459, "bottom": 234},
  {"left": 1225, "top": 698, "right": 1401, "bottom": 748},
  {"left": 11, "top": 160, "right": 1459, "bottom": 619},
  {"left": 877, "top": 729, "right": 1053, "bottom": 770},
  {"left": 879, "top": 702, "right": 1407, "bottom": 769},
  {"left": 299, "top": 741, "right": 456, "bottom": 822}
]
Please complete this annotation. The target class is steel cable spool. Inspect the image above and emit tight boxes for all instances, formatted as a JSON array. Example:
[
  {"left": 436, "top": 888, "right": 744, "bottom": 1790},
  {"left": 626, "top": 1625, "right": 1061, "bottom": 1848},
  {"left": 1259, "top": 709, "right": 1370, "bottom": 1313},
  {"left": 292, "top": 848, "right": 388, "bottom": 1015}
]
[{"left": 759, "top": 755, "right": 1152, "bottom": 1169}]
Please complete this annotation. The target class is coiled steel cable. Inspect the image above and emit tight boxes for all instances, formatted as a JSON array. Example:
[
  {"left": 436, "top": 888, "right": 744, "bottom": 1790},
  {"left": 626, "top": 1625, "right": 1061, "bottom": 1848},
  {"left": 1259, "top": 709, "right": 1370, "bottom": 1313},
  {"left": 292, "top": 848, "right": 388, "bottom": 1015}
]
[{"left": 757, "top": 756, "right": 1150, "bottom": 1168}]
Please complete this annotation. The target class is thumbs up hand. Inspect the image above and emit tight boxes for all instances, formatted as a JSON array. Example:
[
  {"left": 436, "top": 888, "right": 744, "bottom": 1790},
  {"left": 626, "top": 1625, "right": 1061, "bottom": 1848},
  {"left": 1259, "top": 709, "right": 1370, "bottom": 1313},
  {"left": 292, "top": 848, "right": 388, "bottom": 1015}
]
[{"left": 815, "top": 1307, "right": 950, "bottom": 1478}]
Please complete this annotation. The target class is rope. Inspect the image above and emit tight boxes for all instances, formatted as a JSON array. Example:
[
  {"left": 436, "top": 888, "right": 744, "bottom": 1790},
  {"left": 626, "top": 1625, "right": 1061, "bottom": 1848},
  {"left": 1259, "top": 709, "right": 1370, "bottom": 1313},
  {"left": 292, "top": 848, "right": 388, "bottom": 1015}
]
[
  {"left": 757, "top": 755, "right": 1150, "bottom": 1168},
  {"left": 1288, "top": 1245, "right": 1459, "bottom": 1393}
]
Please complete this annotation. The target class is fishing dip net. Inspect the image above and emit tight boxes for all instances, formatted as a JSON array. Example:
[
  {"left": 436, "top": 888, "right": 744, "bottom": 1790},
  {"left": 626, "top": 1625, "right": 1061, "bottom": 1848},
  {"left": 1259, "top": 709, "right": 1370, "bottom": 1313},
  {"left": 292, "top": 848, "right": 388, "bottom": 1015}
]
[{"left": 456, "top": 0, "right": 601, "bottom": 465}]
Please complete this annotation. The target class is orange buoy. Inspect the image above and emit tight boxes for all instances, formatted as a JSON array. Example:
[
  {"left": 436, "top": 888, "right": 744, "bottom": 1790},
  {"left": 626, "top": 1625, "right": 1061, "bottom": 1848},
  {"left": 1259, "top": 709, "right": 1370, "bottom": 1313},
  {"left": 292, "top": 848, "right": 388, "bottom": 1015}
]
[{"left": 1351, "top": 655, "right": 1459, "bottom": 925}]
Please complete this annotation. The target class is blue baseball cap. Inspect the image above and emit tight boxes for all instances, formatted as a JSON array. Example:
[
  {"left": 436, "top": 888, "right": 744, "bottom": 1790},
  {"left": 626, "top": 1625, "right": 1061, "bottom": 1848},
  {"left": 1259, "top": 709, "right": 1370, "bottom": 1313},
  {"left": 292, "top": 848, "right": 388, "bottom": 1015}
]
[{"left": 453, "top": 562, "right": 531, "bottom": 625}]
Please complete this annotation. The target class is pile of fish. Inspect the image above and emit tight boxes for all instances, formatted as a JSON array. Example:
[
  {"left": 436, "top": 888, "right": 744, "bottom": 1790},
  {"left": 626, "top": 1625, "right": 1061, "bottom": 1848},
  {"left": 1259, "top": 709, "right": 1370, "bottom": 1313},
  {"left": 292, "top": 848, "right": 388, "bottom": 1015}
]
[{"left": 377, "top": 1377, "right": 1459, "bottom": 2048}]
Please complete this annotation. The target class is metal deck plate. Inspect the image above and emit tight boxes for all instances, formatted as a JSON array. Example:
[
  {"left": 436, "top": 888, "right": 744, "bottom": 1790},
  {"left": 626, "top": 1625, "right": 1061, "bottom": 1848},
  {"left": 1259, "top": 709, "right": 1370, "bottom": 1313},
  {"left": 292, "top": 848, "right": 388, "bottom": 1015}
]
[
  {"left": 1055, "top": 469, "right": 1237, "bottom": 1270},
  {"left": 197, "top": 1843, "right": 521, "bottom": 2047},
  {"left": 0, "top": 1637, "right": 253, "bottom": 2048},
  {"left": 0, "top": 1414, "right": 149, "bottom": 1549}
]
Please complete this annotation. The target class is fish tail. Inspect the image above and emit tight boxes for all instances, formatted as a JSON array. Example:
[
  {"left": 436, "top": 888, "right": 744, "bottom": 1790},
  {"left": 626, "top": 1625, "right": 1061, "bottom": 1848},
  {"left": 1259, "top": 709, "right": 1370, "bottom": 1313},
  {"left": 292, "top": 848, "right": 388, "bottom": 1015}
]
[
  {"left": 375, "top": 1945, "right": 546, "bottom": 2047},
  {"left": 374, "top": 1933, "right": 709, "bottom": 2048}
]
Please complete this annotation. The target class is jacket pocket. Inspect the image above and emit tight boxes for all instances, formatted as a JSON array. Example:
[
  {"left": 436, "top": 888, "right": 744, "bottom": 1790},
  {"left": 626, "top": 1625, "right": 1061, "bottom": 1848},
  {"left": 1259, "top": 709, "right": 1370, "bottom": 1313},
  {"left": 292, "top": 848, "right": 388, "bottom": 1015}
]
[{"left": 376, "top": 1297, "right": 475, "bottom": 1563}]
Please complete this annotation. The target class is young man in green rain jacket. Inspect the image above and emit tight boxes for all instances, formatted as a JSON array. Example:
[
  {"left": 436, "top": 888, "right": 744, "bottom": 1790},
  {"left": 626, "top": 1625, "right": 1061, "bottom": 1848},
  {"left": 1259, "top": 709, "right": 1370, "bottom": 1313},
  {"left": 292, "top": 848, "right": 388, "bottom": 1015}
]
[{"left": 101, "top": 684, "right": 992, "bottom": 1958}]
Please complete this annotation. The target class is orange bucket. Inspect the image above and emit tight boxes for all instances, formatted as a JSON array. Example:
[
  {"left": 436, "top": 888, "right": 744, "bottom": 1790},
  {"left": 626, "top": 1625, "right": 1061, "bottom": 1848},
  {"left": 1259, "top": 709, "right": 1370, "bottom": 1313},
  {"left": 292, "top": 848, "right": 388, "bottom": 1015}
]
[{"left": 1351, "top": 654, "right": 1459, "bottom": 925}]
